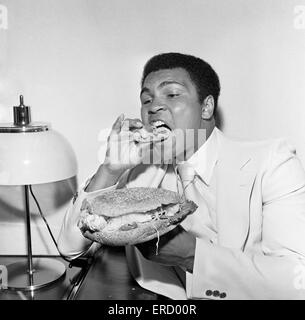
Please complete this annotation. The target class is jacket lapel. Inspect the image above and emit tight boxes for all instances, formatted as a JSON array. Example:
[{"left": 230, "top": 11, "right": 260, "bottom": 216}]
[{"left": 216, "top": 133, "right": 257, "bottom": 249}]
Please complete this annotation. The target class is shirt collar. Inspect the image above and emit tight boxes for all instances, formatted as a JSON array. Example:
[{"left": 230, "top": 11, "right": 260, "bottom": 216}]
[{"left": 185, "top": 127, "right": 219, "bottom": 185}]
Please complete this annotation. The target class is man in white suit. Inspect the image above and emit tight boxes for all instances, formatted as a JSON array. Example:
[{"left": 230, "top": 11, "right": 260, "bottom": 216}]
[{"left": 58, "top": 53, "right": 305, "bottom": 299}]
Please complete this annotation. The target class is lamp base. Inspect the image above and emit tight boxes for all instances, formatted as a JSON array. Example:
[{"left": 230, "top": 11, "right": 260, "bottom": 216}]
[{"left": 6, "top": 258, "right": 66, "bottom": 291}]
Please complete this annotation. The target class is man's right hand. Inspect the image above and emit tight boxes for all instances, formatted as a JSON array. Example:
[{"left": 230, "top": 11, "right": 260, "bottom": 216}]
[{"left": 86, "top": 114, "right": 151, "bottom": 192}]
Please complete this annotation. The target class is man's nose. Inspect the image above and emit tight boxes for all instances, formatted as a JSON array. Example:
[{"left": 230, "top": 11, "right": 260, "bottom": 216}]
[{"left": 148, "top": 103, "right": 166, "bottom": 115}]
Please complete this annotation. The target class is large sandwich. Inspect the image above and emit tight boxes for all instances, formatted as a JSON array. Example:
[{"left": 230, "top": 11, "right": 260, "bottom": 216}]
[{"left": 78, "top": 187, "right": 197, "bottom": 246}]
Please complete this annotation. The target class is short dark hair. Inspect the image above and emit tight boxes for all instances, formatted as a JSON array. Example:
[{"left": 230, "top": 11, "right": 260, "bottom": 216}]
[{"left": 141, "top": 52, "right": 221, "bottom": 109}]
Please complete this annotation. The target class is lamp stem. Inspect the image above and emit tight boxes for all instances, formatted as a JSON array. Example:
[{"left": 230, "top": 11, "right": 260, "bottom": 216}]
[{"left": 24, "top": 185, "right": 34, "bottom": 287}]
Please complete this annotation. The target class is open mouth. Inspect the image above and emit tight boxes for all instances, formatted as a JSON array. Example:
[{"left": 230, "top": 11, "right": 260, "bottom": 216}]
[
  {"left": 150, "top": 120, "right": 172, "bottom": 132},
  {"left": 149, "top": 120, "right": 172, "bottom": 142}
]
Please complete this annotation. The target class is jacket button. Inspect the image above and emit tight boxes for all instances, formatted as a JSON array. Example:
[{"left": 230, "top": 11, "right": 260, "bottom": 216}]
[
  {"left": 205, "top": 290, "right": 213, "bottom": 296},
  {"left": 213, "top": 290, "right": 220, "bottom": 297},
  {"left": 220, "top": 292, "right": 227, "bottom": 299}
]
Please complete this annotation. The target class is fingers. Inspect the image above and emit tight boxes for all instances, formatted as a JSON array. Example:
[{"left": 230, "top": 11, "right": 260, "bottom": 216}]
[
  {"left": 121, "top": 118, "right": 143, "bottom": 132},
  {"left": 111, "top": 113, "right": 125, "bottom": 135},
  {"left": 110, "top": 116, "right": 144, "bottom": 141}
]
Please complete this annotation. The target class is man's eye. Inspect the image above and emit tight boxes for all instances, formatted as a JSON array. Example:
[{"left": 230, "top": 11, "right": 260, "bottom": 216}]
[
  {"left": 167, "top": 93, "right": 180, "bottom": 98},
  {"left": 143, "top": 99, "right": 152, "bottom": 105}
]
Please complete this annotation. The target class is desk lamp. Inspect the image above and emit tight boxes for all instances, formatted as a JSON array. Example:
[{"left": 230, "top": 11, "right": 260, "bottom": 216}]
[{"left": 0, "top": 95, "right": 77, "bottom": 290}]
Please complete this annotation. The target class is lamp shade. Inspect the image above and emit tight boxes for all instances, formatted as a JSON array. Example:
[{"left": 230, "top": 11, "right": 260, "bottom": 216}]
[{"left": 0, "top": 129, "right": 77, "bottom": 185}]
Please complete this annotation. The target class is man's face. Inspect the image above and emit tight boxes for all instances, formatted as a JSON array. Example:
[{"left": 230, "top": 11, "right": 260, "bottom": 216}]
[{"left": 140, "top": 68, "right": 204, "bottom": 163}]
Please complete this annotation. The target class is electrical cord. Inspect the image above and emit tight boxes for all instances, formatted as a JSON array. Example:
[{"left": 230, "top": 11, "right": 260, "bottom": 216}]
[{"left": 29, "top": 185, "right": 90, "bottom": 268}]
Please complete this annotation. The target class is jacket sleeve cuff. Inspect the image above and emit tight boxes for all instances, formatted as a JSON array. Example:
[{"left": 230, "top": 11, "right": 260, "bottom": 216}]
[{"left": 186, "top": 238, "right": 228, "bottom": 300}]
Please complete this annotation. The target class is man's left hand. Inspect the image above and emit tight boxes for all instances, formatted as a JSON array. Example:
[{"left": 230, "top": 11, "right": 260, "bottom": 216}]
[{"left": 136, "top": 225, "right": 196, "bottom": 273}]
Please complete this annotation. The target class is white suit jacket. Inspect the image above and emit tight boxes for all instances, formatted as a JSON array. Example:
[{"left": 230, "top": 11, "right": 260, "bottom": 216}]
[{"left": 115, "top": 129, "right": 305, "bottom": 300}]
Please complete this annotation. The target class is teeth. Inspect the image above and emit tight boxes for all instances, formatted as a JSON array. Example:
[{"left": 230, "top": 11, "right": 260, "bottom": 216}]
[{"left": 151, "top": 120, "right": 166, "bottom": 127}]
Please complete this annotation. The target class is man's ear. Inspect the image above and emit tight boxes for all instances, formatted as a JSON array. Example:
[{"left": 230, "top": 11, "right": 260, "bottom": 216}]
[{"left": 201, "top": 95, "right": 215, "bottom": 120}]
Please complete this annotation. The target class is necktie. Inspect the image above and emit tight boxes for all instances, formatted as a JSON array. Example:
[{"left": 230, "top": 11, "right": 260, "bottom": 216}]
[{"left": 177, "top": 162, "right": 217, "bottom": 242}]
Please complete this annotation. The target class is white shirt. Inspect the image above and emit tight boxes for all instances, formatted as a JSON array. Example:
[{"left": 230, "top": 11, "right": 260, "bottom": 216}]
[{"left": 187, "top": 127, "right": 219, "bottom": 186}]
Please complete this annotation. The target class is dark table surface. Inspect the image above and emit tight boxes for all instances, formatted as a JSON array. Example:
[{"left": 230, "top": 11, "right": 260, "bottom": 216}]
[
  {"left": 0, "top": 246, "right": 166, "bottom": 300},
  {"left": 75, "top": 246, "right": 164, "bottom": 300}
]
